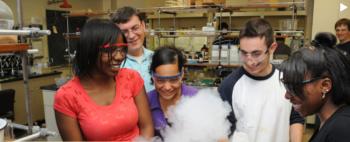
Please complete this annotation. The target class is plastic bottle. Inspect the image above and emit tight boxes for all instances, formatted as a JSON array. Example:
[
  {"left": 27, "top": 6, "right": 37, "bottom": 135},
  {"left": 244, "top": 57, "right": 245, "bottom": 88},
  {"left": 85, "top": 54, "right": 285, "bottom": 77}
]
[
  {"left": 221, "top": 45, "right": 229, "bottom": 65},
  {"left": 211, "top": 45, "right": 219, "bottom": 64}
]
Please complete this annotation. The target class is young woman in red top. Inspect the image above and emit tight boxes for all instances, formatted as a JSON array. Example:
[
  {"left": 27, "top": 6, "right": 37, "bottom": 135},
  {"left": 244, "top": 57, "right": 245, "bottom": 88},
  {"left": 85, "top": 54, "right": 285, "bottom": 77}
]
[{"left": 54, "top": 18, "right": 153, "bottom": 141}]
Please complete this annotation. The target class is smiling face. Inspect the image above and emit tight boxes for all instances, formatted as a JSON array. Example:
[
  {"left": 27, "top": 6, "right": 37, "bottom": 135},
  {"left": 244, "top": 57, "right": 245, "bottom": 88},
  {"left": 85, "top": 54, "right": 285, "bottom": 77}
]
[
  {"left": 153, "top": 63, "right": 183, "bottom": 101},
  {"left": 284, "top": 76, "right": 331, "bottom": 117},
  {"left": 336, "top": 24, "right": 350, "bottom": 43},
  {"left": 117, "top": 15, "right": 145, "bottom": 55},
  {"left": 239, "top": 37, "right": 276, "bottom": 76},
  {"left": 97, "top": 35, "right": 127, "bottom": 77}
]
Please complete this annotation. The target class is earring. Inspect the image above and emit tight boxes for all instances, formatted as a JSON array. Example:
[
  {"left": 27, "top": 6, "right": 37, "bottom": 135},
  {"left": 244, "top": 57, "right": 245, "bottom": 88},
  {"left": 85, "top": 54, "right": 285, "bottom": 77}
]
[
  {"left": 322, "top": 92, "right": 326, "bottom": 99},
  {"left": 322, "top": 90, "right": 328, "bottom": 99}
]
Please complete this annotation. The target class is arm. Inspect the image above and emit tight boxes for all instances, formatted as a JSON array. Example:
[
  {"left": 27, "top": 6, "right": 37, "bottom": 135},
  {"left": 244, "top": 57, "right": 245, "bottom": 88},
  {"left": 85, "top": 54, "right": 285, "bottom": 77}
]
[
  {"left": 55, "top": 111, "right": 84, "bottom": 141},
  {"left": 289, "top": 107, "right": 305, "bottom": 142},
  {"left": 134, "top": 87, "right": 154, "bottom": 139},
  {"left": 290, "top": 123, "right": 304, "bottom": 142},
  {"left": 218, "top": 68, "right": 243, "bottom": 137}
]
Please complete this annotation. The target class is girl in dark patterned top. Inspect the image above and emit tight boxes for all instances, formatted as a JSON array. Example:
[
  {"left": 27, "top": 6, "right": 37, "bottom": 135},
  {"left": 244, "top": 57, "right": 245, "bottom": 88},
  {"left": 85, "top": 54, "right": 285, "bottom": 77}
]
[{"left": 280, "top": 32, "right": 350, "bottom": 142}]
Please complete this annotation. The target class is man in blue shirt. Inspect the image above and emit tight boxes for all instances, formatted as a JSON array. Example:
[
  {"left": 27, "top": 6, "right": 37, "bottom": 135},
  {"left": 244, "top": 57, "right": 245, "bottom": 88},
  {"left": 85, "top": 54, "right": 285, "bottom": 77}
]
[{"left": 111, "top": 6, "right": 154, "bottom": 93}]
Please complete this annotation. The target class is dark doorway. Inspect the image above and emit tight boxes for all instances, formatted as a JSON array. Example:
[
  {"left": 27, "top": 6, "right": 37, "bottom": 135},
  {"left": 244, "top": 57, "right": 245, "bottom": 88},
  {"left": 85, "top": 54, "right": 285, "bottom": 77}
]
[{"left": 46, "top": 10, "right": 87, "bottom": 66}]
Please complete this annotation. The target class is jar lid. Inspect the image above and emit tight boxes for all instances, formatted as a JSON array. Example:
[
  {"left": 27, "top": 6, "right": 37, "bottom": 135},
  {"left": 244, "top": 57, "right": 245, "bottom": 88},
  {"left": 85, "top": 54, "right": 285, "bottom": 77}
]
[
  {"left": 0, "top": 1, "right": 13, "bottom": 19},
  {"left": 0, "top": 119, "right": 7, "bottom": 130},
  {"left": 0, "top": 1, "right": 14, "bottom": 29}
]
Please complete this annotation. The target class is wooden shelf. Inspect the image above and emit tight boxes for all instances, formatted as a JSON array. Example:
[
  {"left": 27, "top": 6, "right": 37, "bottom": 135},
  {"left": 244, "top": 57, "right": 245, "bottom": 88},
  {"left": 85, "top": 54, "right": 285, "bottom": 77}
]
[
  {"left": 139, "top": 5, "right": 220, "bottom": 14},
  {"left": 215, "top": 10, "right": 306, "bottom": 17},
  {"left": 145, "top": 30, "right": 303, "bottom": 38},
  {"left": 185, "top": 63, "right": 241, "bottom": 68},
  {"left": 148, "top": 13, "right": 206, "bottom": 19},
  {"left": 0, "top": 43, "right": 29, "bottom": 53},
  {"left": 64, "top": 35, "right": 80, "bottom": 40},
  {"left": 224, "top": 2, "right": 304, "bottom": 10},
  {"left": 146, "top": 30, "right": 217, "bottom": 37},
  {"left": 63, "top": 33, "right": 80, "bottom": 39},
  {"left": 66, "top": 11, "right": 110, "bottom": 17},
  {"left": 148, "top": 10, "right": 306, "bottom": 19},
  {"left": 148, "top": 33, "right": 217, "bottom": 38}
]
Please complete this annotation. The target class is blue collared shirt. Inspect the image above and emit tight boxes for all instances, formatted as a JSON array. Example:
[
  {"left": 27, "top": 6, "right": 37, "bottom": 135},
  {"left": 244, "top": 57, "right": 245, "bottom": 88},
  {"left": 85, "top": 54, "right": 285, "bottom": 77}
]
[{"left": 122, "top": 47, "right": 154, "bottom": 93}]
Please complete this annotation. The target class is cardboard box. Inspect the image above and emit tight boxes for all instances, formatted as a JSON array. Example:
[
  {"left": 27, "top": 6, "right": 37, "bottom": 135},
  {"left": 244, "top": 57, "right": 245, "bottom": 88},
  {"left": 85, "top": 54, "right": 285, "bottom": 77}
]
[
  {"left": 194, "top": 0, "right": 203, "bottom": 6},
  {"left": 202, "top": 0, "right": 225, "bottom": 5},
  {"left": 0, "top": 35, "right": 18, "bottom": 44},
  {"left": 248, "top": 0, "right": 278, "bottom": 2}
]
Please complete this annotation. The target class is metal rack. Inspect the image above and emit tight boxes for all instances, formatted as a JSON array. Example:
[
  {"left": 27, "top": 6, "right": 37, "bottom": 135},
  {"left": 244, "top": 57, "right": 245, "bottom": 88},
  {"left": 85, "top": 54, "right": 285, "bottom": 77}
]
[
  {"left": 61, "top": 13, "right": 75, "bottom": 66},
  {"left": 139, "top": 5, "right": 222, "bottom": 46},
  {"left": 0, "top": 0, "right": 51, "bottom": 137},
  {"left": 139, "top": 0, "right": 305, "bottom": 45},
  {"left": 61, "top": 10, "right": 113, "bottom": 67},
  {"left": 141, "top": 1, "right": 306, "bottom": 35},
  {"left": 60, "top": 1, "right": 307, "bottom": 66},
  {"left": 61, "top": 1, "right": 306, "bottom": 39},
  {"left": 3, "top": 120, "right": 56, "bottom": 141},
  {"left": 0, "top": 29, "right": 50, "bottom": 137},
  {"left": 142, "top": 1, "right": 305, "bottom": 66}
]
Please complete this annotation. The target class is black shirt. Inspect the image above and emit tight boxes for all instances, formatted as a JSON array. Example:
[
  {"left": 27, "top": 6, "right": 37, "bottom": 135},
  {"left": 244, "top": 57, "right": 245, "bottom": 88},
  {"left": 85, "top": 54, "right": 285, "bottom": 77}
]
[
  {"left": 309, "top": 105, "right": 350, "bottom": 142},
  {"left": 336, "top": 41, "right": 350, "bottom": 56}
]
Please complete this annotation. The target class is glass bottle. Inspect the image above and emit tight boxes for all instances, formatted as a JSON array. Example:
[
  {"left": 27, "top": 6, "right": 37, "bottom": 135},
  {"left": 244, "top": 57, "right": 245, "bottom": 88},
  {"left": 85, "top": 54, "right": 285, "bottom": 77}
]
[{"left": 201, "top": 44, "right": 209, "bottom": 62}]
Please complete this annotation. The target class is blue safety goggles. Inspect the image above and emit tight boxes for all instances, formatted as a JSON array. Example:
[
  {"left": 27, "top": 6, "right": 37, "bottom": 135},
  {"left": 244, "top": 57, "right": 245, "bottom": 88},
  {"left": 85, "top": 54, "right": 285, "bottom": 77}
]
[{"left": 151, "top": 71, "right": 183, "bottom": 80}]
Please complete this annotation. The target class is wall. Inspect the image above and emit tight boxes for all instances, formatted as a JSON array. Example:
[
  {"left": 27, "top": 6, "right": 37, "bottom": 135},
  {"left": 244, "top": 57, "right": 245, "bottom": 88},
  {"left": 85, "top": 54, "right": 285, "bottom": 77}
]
[
  {"left": 115, "top": 0, "right": 164, "bottom": 9},
  {"left": 311, "top": 0, "right": 344, "bottom": 38},
  {"left": 311, "top": 0, "right": 350, "bottom": 40},
  {"left": 116, "top": 0, "right": 145, "bottom": 8},
  {"left": 226, "top": 0, "right": 303, "bottom": 6}
]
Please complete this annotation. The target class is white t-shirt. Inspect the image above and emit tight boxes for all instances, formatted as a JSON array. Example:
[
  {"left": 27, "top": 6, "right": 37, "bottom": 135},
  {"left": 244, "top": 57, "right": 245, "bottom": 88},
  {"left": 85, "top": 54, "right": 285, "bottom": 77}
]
[{"left": 221, "top": 67, "right": 292, "bottom": 142}]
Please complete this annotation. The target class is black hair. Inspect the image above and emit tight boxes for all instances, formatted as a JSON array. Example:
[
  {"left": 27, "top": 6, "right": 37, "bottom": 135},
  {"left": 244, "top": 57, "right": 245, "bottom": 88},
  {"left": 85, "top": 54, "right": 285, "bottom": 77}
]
[
  {"left": 73, "top": 18, "right": 127, "bottom": 78},
  {"left": 280, "top": 32, "right": 350, "bottom": 105},
  {"left": 312, "top": 32, "right": 337, "bottom": 48},
  {"left": 239, "top": 18, "right": 274, "bottom": 48},
  {"left": 335, "top": 18, "right": 350, "bottom": 30},
  {"left": 111, "top": 6, "right": 145, "bottom": 24},
  {"left": 219, "top": 22, "right": 229, "bottom": 30},
  {"left": 150, "top": 46, "right": 186, "bottom": 82}
]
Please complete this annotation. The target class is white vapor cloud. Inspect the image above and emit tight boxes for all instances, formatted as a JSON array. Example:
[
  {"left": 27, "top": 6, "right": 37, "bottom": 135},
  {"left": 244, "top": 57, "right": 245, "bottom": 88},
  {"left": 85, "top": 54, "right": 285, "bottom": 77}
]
[{"left": 160, "top": 88, "right": 232, "bottom": 142}]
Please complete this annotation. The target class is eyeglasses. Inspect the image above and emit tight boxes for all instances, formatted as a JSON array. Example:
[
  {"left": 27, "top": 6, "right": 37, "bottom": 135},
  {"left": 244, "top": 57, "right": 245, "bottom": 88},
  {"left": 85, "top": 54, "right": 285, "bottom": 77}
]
[
  {"left": 281, "top": 76, "right": 327, "bottom": 96},
  {"left": 238, "top": 49, "right": 269, "bottom": 59},
  {"left": 152, "top": 71, "right": 183, "bottom": 85},
  {"left": 238, "top": 49, "right": 269, "bottom": 62},
  {"left": 121, "top": 22, "right": 142, "bottom": 37},
  {"left": 100, "top": 43, "right": 128, "bottom": 56}
]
